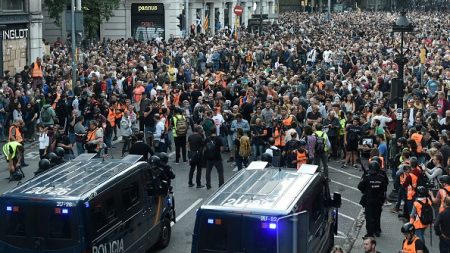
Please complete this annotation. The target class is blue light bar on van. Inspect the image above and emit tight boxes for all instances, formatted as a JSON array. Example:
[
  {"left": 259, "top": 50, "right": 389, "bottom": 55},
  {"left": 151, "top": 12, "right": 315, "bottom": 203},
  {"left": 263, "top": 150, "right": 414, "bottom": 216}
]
[
  {"left": 269, "top": 223, "right": 277, "bottom": 230},
  {"left": 6, "top": 206, "right": 12, "bottom": 212},
  {"left": 62, "top": 208, "right": 69, "bottom": 214},
  {"left": 207, "top": 219, "right": 214, "bottom": 224},
  {"left": 261, "top": 222, "right": 277, "bottom": 230}
]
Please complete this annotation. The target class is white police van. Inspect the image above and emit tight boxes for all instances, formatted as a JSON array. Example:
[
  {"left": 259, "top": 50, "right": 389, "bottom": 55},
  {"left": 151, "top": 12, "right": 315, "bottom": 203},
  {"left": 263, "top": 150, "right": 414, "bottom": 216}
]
[
  {"left": 0, "top": 154, "right": 174, "bottom": 253},
  {"left": 191, "top": 162, "right": 341, "bottom": 253}
]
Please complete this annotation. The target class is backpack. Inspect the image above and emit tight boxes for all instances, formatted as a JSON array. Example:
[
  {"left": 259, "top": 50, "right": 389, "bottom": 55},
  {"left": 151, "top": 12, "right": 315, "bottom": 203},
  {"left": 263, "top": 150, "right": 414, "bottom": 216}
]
[
  {"left": 205, "top": 138, "right": 216, "bottom": 160},
  {"left": 239, "top": 136, "right": 251, "bottom": 158},
  {"left": 41, "top": 106, "right": 52, "bottom": 123},
  {"left": 175, "top": 116, "right": 188, "bottom": 136},
  {"left": 417, "top": 199, "right": 434, "bottom": 225},
  {"left": 314, "top": 132, "right": 326, "bottom": 155},
  {"left": 271, "top": 147, "right": 282, "bottom": 167}
]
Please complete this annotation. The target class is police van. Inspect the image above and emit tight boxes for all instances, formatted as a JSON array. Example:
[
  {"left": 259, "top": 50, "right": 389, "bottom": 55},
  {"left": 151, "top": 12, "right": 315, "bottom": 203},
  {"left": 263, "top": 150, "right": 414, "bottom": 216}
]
[
  {"left": 0, "top": 154, "right": 174, "bottom": 253},
  {"left": 191, "top": 162, "right": 341, "bottom": 253}
]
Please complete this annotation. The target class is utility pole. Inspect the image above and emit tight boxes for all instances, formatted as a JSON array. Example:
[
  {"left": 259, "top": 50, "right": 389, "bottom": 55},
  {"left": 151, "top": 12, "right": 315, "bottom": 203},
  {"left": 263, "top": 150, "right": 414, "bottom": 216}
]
[
  {"left": 185, "top": 0, "right": 189, "bottom": 38},
  {"left": 327, "top": 0, "right": 331, "bottom": 20},
  {"left": 71, "top": 0, "right": 76, "bottom": 93},
  {"left": 259, "top": 0, "right": 263, "bottom": 35}
]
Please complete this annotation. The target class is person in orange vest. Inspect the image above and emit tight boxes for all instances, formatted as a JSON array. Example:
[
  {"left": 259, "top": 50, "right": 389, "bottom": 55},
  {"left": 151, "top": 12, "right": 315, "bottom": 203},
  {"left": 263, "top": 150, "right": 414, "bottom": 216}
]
[
  {"left": 410, "top": 126, "right": 425, "bottom": 163},
  {"left": 293, "top": 140, "right": 308, "bottom": 170},
  {"left": 400, "top": 165, "right": 418, "bottom": 220},
  {"left": 30, "top": 57, "right": 43, "bottom": 90},
  {"left": 113, "top": 101, "right": 125, "bottom": 140},
  {"left": 9, "top": 119, "right": 28, "bottom": 167},
  {"left": 409, "top": 186, "right": 433, "bottom": 243},
  {"left": 429, "top": 175, "right": 450, "bottom": 214},
  {"left": 107, "top": 103, "right": 116, "bottom": 136},
  {"left": 400, "top": 223, "right": 428, "bottom": 253},
  {"left": 85, "top": 120, "right": 104, "bottom": 157}
]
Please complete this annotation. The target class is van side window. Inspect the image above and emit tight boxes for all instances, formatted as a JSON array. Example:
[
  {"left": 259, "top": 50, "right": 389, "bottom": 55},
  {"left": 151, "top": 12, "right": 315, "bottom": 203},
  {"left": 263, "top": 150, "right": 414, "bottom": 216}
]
[
  {"left": 310, "top": 184, "right": 325, "bottom": 226},
  {"left": 143, "top": 169, "right": 157, "bottom": 195},
  {"left": 91, "top": 197, "right": 117, "bottom": 232},
  {"left": 122, "top": 182, "right": 140, "bottom": 208}
]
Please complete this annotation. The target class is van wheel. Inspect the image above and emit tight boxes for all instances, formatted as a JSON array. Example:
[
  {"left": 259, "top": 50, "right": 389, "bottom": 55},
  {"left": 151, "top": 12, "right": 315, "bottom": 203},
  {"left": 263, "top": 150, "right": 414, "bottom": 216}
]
[{"left": 155, "top": 218, "right": 171, "bottom": 249}]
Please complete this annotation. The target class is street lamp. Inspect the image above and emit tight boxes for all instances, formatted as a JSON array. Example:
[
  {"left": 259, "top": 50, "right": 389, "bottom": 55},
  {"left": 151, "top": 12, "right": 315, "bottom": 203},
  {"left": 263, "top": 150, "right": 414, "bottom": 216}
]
[
  {"left": 387, "top": 11, "right": 414, "bottom": 202},
  {"left": 391, "top": 11, "right": 413, "bottom": 139}
]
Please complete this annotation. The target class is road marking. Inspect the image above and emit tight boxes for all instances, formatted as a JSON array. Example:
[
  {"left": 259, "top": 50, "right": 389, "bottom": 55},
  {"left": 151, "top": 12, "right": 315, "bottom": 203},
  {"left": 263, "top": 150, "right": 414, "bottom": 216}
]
[
  {"left": 337, "top": 230, "right": 347, "bottom": 237},
  {"left": 335, "top": 235, "right": 346, "bottom": 239},
  {"left": 339, "top": 212, "right": 356, "bottom": 221},
  {"left": 169, "top": 152, "right": 175, "bottom": 157},
  {"left": 329, "top": 166, "right": 361, "bottom": 179},
  {"left": 24, "top": 151, "right": 40, "bottom": 159},
  {"left": 342, "top": 197, "right": 362, "bottom": 206},
  {"left": 331, "top": 180, "right": 359, "bottom": 191},
  {"left": 171, "top": 198, "right": 203, "bottom": 227}
]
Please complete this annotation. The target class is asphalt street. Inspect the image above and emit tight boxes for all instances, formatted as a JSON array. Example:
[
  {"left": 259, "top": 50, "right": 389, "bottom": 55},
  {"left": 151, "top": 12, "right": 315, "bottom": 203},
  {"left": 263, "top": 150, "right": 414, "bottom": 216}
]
[{"left": 0, "top": 140, "right": 381, "bottom": 253}]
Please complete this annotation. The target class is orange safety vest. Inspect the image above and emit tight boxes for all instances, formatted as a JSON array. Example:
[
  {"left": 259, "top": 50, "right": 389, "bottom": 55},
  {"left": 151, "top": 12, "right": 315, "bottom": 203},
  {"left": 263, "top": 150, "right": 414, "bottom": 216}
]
[
  {"left": 8, "top": 126, "right": 23, "bottom": 143},
  {"left": 173, "top": 93, "right": 180, "bottom": 106},
  {"left": 273, "top": 127, "right": 285, "bottom": 147},
  {"left": 411, "top": 133, "right": 423, "bottom": 153},
  {"left": 402, "top": 235, "right": 419, "bottom": 253},
  {"left": 107, "top": 109, "right": 116, "bottom": 127},
  {"left": 407, "top": 173, "right": 418, "bottom": 200},
  {"left": 411, "top": 198, "right": 432, "bottom": 229},
  {"left": 295, "top": 150, "right": 308, "bottom": 170},
  {"left": 31, "top": 62, "right": 43, "bottom": 78},
  {"left": 86, "top": 128, "right": 100, "bottom": 151},
  {"left": 282, "top": 115, "right": 294, "bottom": 128},
  {"left": 438, "top": 186, "right": 450, "bottom": 213}
]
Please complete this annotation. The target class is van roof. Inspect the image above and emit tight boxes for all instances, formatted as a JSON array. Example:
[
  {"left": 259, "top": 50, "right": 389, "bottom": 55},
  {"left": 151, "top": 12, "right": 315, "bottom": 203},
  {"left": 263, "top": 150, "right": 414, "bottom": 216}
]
[
  {"left": 2, "top": 155, "right": 145, "bottom": 201},
  {"left": 201, "top": 163, "right": 320, "bottom": 215}
]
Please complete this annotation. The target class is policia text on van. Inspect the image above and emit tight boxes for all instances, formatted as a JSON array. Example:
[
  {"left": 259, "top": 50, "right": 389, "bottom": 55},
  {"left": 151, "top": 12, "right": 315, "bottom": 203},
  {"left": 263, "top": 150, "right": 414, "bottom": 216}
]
[
  {"left": 0, "top": 154, "right": 175, "bottom": 253},
  {"left": 191, "top": 162, "right": 342, "bottom": 253}
]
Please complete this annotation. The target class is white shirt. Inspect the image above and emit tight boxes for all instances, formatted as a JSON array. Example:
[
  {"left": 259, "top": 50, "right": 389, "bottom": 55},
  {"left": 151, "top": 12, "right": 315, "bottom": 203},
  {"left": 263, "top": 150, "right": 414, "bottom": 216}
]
[
  {"left": 72, "top": 97, "right": 79, "bottom": 111},
  {"left": 264, "top": 145, "right": 279, "bottom": 157},
  {"left": 212, "top": 114, "right": 225, "bottom": 135},
  {"left": 154, "top": 121, "right": 165, "bottom": 142},
  {"left": 371, "top": 115, "right": 392, "bottom": 128},
  {"left": 39, "top": 132, "right": 49, "bottom": 150},
  {"left": 323, "top": 50, "right": 333, "bottom": 63}
]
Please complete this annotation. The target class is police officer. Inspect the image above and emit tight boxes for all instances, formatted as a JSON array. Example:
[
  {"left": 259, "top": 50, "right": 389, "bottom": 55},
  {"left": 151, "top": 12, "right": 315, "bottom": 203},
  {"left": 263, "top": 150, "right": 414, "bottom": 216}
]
[
  {"left": 434, "top": 196, "right": 450, "bottom": 253},
  {"left": 401, "top": 222, "right": 428, "bottom": 253},
  {"left": 358, "top": 161, "right": 388, "bottom": 237}
]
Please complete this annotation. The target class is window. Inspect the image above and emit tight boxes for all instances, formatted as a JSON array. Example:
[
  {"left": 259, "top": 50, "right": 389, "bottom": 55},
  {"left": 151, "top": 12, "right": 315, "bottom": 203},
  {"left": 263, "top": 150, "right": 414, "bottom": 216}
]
[
  {"left": 6, "top": 213, "right": 26, "bottom": 236},
  {"left": 49, "top": 214, "right": 71, "bottom": 239},
  {"left": 2, "top": 0, "right": 24, "bottom": 11},
  {"left": 90, "top": 197, "right": 117, "bottom": 232},
  {"left": 122, "top": 182, "right": 140, "bottom": 208},
  {"left": 310, "top": 184, "right": 325, "bottom": 229}
]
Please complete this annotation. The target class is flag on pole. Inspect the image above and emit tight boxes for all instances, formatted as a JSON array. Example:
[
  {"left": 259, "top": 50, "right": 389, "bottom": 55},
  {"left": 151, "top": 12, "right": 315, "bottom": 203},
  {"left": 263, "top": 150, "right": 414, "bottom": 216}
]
[{"left": 203, "top": 15, "right": 209, "bottom": 31}]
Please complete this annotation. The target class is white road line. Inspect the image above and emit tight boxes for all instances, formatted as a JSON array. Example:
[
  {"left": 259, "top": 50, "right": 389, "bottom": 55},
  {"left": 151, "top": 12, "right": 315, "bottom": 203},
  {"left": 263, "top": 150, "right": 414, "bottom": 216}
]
[
  {"left": 331, "top": 180, "right": 359, "bottom": 191},
  {"left": 334, "top": 235, "right": 346, "bottom": 239},
  {"left": 169, "top": 152, "right": 175, "bottom": 157},
  {"left": 342, "top": 197, "right": 362, "bottom": 207},
  {"left": 338, "top": 212, "right": 356, "bottom": 221},
  {"left": 329, "top": 166, "right": 361, "bottom": 179},
  {"left": 337, "top": 230, "right": 347, "bottom": 237},
  {"left": 171, "top": 198, "right": 203, "bottom": 227}
]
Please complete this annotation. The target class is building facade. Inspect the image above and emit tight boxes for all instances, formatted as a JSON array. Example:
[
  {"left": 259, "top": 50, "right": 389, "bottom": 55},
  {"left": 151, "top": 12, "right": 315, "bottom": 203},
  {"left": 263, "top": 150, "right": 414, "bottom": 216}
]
[
  {"left": 100, "top": 0, "right": 278, "bottom": 41},
  {"left": 1, "top": 0, "right": 43, "bottom": 76},
  {"left": 42, "top": 0, "right": 278, "bottom": 42}
]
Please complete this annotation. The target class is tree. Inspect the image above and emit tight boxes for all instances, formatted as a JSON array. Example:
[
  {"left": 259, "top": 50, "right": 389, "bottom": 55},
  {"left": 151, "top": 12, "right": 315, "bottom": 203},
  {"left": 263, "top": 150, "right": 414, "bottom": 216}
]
[{"left": 43, "top": 0, "right": 120, "bottom": 39}]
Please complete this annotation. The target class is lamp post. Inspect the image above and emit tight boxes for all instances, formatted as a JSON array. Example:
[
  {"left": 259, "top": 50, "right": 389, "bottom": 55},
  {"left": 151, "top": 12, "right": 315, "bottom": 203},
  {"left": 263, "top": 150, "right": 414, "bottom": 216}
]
[
  {"left": 71, "top": 0, "right": 77, "bottom": 94},
  {"left": 392, "top": 11, "right": 414, "bottom": 139},
  {"left": 387, "top": 11, "right": 414, "bottom": 202}
]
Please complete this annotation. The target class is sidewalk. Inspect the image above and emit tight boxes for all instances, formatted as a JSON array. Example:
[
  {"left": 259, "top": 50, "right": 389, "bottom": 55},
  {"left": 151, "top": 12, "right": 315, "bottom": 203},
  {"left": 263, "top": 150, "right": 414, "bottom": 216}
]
[{"left": 352, "top": 203, "right": 439, "bottom": 252}]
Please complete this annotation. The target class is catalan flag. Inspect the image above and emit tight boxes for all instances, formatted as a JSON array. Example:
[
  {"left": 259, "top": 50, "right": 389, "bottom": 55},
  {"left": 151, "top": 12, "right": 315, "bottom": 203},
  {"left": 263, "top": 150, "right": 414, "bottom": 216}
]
[{"left": 203, "top": 15, "right": 209, "bottom": 31}]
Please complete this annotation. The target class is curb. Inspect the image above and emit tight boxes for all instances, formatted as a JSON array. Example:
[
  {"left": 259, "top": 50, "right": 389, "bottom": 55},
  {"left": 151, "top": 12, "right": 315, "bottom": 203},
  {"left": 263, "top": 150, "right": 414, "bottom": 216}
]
[{"left": 343, "top": 208, "right": 365, "bottom": 252}]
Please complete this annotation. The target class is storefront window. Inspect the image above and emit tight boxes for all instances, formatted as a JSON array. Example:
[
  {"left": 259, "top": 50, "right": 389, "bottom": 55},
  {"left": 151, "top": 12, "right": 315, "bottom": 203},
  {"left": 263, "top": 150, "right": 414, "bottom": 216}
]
[{"left": 2, "top": 0, "right": 24, "bottom": 11}]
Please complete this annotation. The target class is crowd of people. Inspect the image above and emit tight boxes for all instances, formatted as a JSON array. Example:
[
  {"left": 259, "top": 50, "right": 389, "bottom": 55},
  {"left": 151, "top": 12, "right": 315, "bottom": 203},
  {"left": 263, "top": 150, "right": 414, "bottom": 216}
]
[{"left": 0, "top": 9, "right": 450, "bottom": 252}]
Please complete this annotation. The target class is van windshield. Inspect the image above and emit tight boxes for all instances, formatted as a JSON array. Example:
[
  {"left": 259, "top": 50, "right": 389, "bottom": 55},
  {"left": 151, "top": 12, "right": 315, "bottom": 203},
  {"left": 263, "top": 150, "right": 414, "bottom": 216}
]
[
  {"left": 0, "top": 202, "right": 79, "bottom": 250},
  {"left": 197, "top": 214, "right": 277, "bottom": 253}
]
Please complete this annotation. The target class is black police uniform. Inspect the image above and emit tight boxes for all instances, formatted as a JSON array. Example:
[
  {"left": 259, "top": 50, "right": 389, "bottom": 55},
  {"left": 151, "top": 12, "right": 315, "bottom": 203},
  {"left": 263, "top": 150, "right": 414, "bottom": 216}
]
[
  {"left": 435, "top": 206, "right": 450, "bottom": 253},
  {"left": 358, "top": 166, "right": 388, "bottom": 237}
]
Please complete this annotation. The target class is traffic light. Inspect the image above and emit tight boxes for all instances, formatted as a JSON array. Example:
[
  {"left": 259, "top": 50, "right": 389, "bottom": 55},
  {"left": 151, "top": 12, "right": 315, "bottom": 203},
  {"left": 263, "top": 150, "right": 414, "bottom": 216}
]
[{"left": 177, "top": 13, "right": 185, "bottom": 31}]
